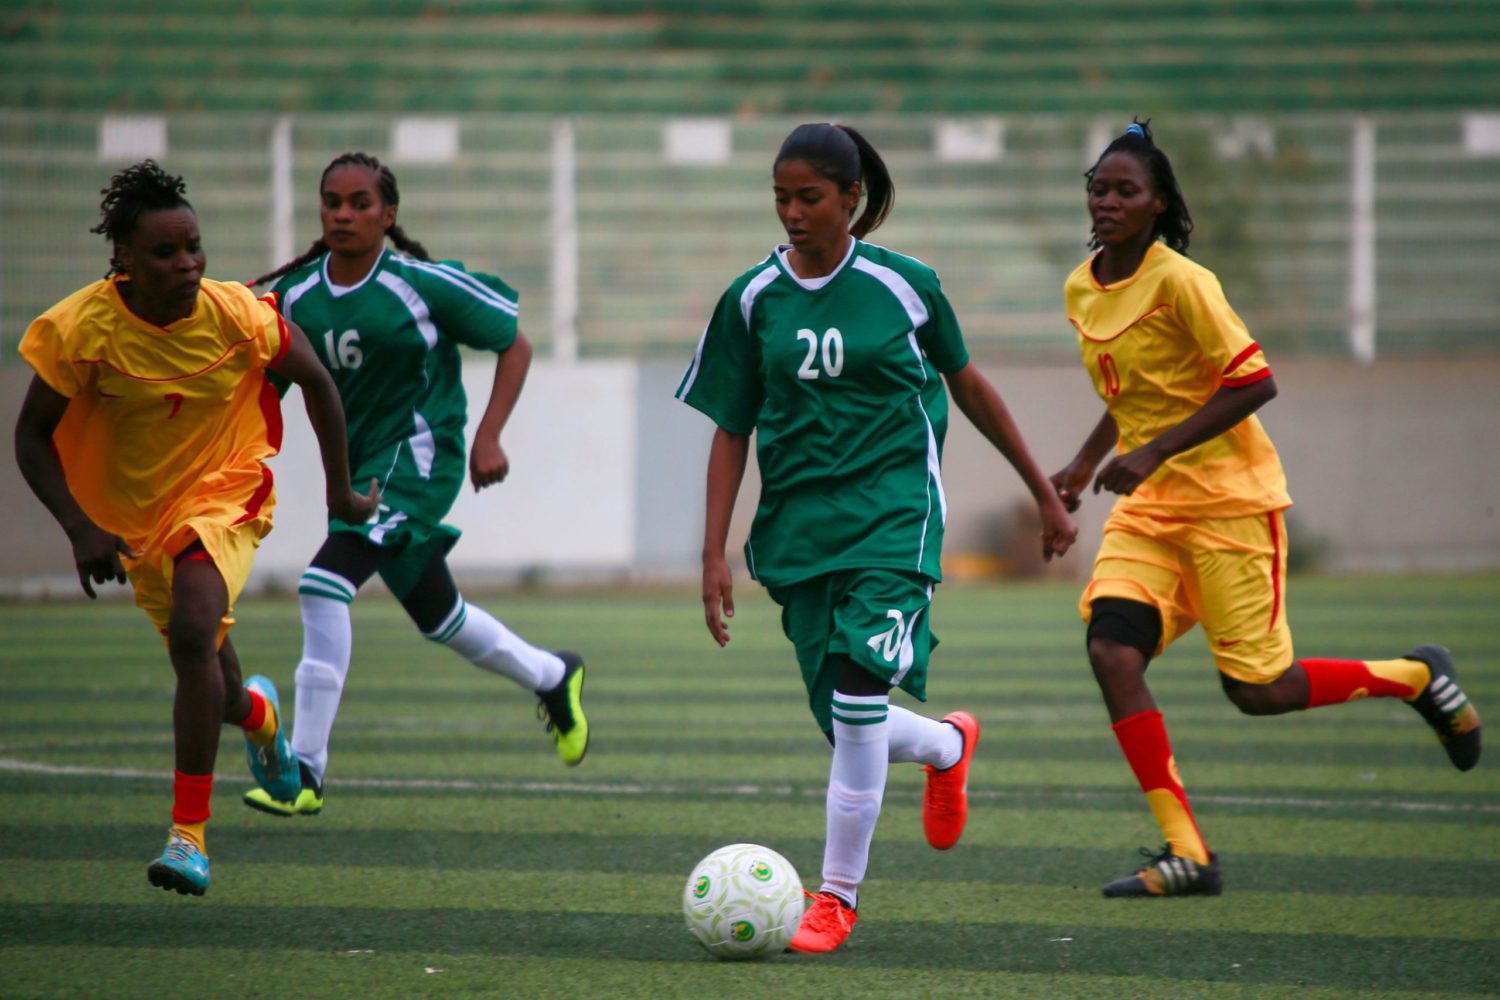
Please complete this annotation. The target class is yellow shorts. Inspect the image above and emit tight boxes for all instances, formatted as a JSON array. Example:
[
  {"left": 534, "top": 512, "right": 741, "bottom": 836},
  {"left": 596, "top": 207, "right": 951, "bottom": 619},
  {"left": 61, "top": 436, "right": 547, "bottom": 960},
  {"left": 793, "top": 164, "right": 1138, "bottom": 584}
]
[
  {"left": 123, "top": 510, "right": 271, "bottom": 648},
  {"left": 1080, "top": 506, "right": 1293, "bottom": 684}
]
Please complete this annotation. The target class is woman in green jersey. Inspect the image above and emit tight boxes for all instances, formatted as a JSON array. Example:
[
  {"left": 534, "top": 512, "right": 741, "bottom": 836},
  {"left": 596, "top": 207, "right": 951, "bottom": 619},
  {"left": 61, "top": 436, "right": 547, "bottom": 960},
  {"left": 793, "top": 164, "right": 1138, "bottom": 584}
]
[
  {"left": 678, "top": 123, "right": 1077, "bottom": 953},
  {"left": 241, "top": 152, "right": 588, "bottom": 817}
]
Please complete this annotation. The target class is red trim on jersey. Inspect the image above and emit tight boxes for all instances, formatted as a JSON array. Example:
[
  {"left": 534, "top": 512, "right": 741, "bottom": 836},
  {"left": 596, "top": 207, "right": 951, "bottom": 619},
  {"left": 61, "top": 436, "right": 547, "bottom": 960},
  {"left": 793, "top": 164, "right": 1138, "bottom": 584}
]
[
  {"left": 259, "top": 292, "right": 292, "bottom": 367},
  {"left": 1069, "top": 303, "right": 1172, "bottom": 343},
  {"left": 1221, "top": 341, "right": 1262, "bottom": 376},
  {"left": 234, "top": 464, "right": 275, "bottom": 525},
  {"left": 258, "top": 372, "right": 284, "bottom": 453},
  {"left": 1267, "top": 512, "right": 1282, "bottom": 632},
  {"left": 1222, "top": 367, "right": 1273, "bottom": 388}
]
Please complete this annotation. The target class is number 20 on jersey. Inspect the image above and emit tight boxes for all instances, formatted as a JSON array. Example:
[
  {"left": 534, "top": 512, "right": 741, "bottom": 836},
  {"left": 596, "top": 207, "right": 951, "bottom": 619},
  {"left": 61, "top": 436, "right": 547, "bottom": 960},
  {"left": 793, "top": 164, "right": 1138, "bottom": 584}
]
[{"left": 795, "top": 327, "right": 844, "bottom": 380}]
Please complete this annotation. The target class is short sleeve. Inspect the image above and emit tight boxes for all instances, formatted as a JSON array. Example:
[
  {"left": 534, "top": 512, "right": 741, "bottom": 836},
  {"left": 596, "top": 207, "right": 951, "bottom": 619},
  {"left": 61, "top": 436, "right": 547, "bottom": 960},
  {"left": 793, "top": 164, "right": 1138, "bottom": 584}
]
[
  {"left": 915, "top": 278, "right": 970, "bottom": 374},
  {"left": 421, "top": 260, "right": 519, "bottom": 353},
  {"left": 676, "top": 285, "right": 764, "bottom": 435},
  {"left": 18, "top": 313, "right": 83, "bottom": 397},
  {"left": 252, "top": 291, "right": 291, "bottom": 369},
  {"left": 1173, "top": 270, "right": 1271, "bottom": 386}
]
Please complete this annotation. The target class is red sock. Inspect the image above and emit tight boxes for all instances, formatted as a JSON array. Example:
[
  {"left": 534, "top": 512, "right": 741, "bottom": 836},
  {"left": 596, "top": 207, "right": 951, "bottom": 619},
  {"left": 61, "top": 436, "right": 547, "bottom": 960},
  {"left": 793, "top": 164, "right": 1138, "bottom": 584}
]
[
  {"left": 172, "top": 770, "right": 213, "bottom": 826},
  {"left": 1112, "top": 710, "right": 1209, "bottom": 864},
  {"left": 238, "top": 689, "right": 268, "bottom": 732},
  {"left": 1302, "top": 658, "right": 1424, "bottom": 708}
]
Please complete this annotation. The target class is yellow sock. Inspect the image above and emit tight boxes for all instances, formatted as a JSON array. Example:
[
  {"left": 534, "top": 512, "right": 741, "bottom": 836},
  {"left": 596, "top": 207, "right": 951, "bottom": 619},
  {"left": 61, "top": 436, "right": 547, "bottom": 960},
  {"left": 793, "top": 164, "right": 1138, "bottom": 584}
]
[
  {"left": 1145, "top": 788, "right": 1210, "bottom": 865},
  {"left": 1368, "top": 658, "right": 1431, "bottom": 701},
  {"left": 172, "top": 822, "right": 207, "bottom": 854},
  {"left": 246, "top": 695, "right": 280, "bottom": 746}
]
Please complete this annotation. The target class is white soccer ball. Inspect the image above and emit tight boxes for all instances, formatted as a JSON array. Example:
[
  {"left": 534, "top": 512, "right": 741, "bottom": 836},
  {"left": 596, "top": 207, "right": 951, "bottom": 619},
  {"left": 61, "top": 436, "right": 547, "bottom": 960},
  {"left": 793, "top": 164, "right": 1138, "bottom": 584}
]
[{"left": 682, "top": 843, "right": 805, "bottom": 960}]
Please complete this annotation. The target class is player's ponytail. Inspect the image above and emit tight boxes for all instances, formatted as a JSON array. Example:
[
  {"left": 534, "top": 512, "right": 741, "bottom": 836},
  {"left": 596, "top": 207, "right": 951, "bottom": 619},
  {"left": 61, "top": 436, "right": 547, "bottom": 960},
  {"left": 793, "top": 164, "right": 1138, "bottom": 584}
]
[
  {"left": 775, "top": 122, "right": 896, "bottom": 238},
  {"left": 91, "top": 160, "right": 193, "bottom": 278},
  {"left": 1084, "top": 117, "right": 1194, "bottom": 254},
  {"left": 249, "top": 151, "right": 431, "bottom": 287}
]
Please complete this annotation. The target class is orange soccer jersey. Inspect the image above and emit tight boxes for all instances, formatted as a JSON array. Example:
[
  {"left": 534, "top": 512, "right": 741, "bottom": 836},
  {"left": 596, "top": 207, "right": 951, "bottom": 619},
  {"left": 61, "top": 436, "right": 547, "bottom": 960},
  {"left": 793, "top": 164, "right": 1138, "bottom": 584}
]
[
  {"left": 19, "top": 277, "right": 289, "bottom": 561},
  {"left": 1065, "top": 243, "right": 1290, "bottom": 518}
]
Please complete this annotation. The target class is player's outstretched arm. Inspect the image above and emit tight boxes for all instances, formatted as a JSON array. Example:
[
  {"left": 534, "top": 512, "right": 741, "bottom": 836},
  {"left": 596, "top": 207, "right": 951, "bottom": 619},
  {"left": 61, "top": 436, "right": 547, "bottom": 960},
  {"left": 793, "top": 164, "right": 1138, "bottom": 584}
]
[
  {"left": 1093, "top": 378, "right": 1278, "bottom": 498},
  {"left": 270, "top": 319, "right": 380, "bottom": 524},
  {"left": 470, "top": 329, "right": 533, "bottom": 491},
  {"left": 702, "top": 427, "right": 749, "bottom": 646},
  {"left": 14, "top": 375, "right": 136, "bottom": 597},
  {"left": 944, "top": 362, "right": 1077, "bottom": 560}
]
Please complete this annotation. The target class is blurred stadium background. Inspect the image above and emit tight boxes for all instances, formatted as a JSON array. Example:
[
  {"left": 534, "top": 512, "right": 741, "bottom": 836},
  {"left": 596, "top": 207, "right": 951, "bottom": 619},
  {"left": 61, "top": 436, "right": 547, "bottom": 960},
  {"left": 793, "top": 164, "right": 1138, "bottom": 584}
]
[{"left": 2, "top": 0, "right": 1498, "bottom": 593}]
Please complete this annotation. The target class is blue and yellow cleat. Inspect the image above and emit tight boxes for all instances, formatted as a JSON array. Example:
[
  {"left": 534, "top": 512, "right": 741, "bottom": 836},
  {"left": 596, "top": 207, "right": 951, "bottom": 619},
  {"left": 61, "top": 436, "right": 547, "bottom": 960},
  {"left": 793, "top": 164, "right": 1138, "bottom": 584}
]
[
  {"left": 147, "top": 831, "right": 210, "bottom": 896},
  {"left": 536, "top": 652, "right": 589, "bottom": 766},
  {"left": 243, "top": 675, "right": 301, "bottom": 802},
  {"left": 244, "top": 760, "right": 324, "bottom": 817}
]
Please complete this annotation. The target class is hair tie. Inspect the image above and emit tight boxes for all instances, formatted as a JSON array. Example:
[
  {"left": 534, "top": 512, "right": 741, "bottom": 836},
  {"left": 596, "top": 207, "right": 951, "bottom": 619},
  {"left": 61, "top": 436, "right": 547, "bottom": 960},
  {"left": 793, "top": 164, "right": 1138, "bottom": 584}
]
[{"left": 1124, "top": 123, "right": 1147, "bottom": 139}]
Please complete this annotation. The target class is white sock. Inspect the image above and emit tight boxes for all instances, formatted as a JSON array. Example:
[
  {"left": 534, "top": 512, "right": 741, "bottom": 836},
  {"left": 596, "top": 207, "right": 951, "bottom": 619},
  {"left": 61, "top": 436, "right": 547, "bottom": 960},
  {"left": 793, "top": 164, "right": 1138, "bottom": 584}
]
[
  {"left": 820, "top": 691, "right": 891, "bottom": 910},
  {"left": 288, "top": 582, "right": 355, "bottom": 786},
  {"left": 887, "top": 705, "right": 962, "bottom": 769},
  {"left": 427, "top": 598, "right": 565, "bottom": 692}
]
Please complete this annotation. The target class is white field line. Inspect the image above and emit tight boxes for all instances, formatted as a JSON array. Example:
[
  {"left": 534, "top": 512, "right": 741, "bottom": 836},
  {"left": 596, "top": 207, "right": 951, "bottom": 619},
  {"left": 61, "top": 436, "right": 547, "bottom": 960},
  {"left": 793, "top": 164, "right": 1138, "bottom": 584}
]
[{"left": 1, "top": 756, "right": 1496, "bottom": 816}]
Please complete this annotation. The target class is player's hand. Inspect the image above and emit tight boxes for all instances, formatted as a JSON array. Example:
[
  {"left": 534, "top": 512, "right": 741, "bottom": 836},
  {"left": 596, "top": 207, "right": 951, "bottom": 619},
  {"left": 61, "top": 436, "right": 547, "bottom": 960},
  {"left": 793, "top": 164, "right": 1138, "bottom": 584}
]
[
  {"left": 1049, "top": 459, "right": 1093, "bottom": 513},
  {"left": 1037, "top": 493, "right": 1078, "bottom": 562},
  {"left": 330, "top": 478, "right": 382, "bottom": 525},
  {"left": 66, "top": 522, "right": 136, "bottom": 599},
  {"left": 1093, "top": 444, "right": 1164, "bottom": 497},
  {"left": 470, "top": 437, "right": 510, "bottom": 491},
  {"left": 702, "top": 554, "right": 735, "bottom": 647}
]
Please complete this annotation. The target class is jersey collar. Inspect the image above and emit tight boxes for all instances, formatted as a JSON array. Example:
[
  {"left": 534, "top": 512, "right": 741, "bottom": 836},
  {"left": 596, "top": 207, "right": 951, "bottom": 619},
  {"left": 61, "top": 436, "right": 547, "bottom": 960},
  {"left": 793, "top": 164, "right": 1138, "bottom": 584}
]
[
  {"left": 322, "top": 248, "right": 388, "bottom": 298},
  {"left": 773, "top": 237, "right": 858, "bottom": 292}
]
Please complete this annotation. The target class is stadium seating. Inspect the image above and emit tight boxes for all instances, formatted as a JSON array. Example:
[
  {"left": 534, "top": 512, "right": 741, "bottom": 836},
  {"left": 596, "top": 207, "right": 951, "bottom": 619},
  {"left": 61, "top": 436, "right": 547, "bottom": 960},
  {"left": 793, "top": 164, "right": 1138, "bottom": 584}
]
[
  {"left": 2, "top": 3, "right": 1497, "bottom": 358},
  {"left": 4, "top": 1, "right": 1499, "bottom": 114}
]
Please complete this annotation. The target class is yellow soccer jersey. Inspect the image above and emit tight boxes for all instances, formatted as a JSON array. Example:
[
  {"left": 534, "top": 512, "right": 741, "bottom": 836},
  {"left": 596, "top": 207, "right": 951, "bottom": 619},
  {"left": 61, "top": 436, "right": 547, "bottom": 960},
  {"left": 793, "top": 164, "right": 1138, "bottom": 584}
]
[
  {"left": 1065, "top": 242, "right": 1290, "bottom": 518},
  {"left": 19, "top": 277, "right": 288, "bottom": 555}
]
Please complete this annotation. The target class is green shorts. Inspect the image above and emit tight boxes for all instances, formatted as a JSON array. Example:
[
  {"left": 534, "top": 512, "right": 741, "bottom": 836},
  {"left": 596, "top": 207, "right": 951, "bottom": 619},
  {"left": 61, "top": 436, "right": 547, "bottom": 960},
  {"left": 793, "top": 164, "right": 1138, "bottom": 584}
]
[
  {"left": 768, "top": 569, "right": 938, "bottom": 735},
  {"left": 331, "top": 436, "right": 465, "bottom": 598}
]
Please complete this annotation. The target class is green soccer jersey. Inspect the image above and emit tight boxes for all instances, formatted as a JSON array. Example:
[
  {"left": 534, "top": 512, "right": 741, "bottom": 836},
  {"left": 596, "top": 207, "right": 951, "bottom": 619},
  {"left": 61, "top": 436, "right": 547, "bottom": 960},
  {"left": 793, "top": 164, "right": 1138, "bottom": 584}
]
[
  {"left": 677, "top": 239, "right": 971, "bottom": 589},
  {"left": 272, "top": 249, "right": 518, "bottom": 528}
]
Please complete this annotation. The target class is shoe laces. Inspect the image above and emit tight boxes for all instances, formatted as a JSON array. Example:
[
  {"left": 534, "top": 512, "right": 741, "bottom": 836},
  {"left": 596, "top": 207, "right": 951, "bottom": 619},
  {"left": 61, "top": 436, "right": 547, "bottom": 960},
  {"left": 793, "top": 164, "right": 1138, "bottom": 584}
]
[
  {"left": 536, "top": 675, "right": 575, "bottom": 735},
  {"left": 801, "top": 891, "right": 854, "bottom": 934},
  {"left": 1135, "top": 844, "right": 1174, "bottom": 871},
  {"left": 536, "top": 697, "right": 571, "bottom": 736},
  {"left": 163, "top": 833, "right": 197, "bottom": 863}
]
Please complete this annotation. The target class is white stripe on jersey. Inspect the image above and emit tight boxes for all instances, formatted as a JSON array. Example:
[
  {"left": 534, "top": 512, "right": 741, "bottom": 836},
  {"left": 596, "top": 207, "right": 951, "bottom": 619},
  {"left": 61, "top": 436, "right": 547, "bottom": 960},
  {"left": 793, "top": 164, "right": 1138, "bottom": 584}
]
[
  {"left": 852, "top": 256, "right": 930, "bottom": 330},
  {"left": 376, "top": 271, "right": 441, "bottom": 350},
  {"left": 905, "top": 332, "right": 948, "bottom": 571},
  {"left": 409, "top": 410, "right": 436, "bottom": 480},
  {"left": 676, "top": 323, "right": 710, "bottom": 402},
  {"left": 401, "top": 257, "right": 519, "bottom": 317},
  {"left": 738, "top": 263, "right": 781, "bottom": 331},
  {"left": 282, "top": 270, "right": 322, "bottom": 313}
]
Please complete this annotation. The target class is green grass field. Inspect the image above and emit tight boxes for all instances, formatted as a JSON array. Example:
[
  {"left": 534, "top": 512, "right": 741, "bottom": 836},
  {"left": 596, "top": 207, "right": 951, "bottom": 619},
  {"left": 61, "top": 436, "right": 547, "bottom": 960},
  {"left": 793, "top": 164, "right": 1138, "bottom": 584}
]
[{"left": 2, "top": 576, "right": 1497, "bottom": 999}]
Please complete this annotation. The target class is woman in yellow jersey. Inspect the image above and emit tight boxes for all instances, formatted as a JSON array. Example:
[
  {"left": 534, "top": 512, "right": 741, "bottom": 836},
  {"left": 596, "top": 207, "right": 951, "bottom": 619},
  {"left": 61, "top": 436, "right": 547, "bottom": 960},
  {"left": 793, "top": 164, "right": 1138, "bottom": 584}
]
[
  {"left": 1050, "top": 122, "right": 1482, "bottom": 898},
  {"left": 14, "top": 161, "right": 378, "bottom": 897}
]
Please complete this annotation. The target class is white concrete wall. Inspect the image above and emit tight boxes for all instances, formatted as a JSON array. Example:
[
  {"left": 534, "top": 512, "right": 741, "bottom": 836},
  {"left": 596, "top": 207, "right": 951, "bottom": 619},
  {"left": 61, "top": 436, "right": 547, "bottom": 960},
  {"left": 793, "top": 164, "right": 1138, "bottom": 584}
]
[{"left": 3, "top": 356, "right": 1498, "bottom": 599}]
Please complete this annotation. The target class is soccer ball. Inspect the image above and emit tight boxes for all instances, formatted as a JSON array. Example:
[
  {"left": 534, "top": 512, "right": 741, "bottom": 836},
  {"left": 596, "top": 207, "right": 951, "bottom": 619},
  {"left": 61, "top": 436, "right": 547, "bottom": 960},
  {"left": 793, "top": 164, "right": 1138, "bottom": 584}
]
[{"left": 682, "top": 843, "right": 805, "bottom": 960}]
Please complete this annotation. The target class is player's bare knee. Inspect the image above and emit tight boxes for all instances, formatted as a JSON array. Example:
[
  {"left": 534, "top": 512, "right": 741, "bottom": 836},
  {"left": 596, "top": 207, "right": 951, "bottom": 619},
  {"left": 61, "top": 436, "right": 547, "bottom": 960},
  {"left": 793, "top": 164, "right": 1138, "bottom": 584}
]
[{"left": 1220, "top": 672, "right": 1296, "bottom": 715}]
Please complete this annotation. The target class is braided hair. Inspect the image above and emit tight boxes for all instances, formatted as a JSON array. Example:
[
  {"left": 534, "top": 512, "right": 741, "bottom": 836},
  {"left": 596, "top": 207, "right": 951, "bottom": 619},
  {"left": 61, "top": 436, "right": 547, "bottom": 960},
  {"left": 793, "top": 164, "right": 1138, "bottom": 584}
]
[
  {"left": 250, "top": 152, "right": 431, "bottom": 287},
  {"left": 774, "top": 123, "right": 895, "bottom": 238},
  {"left": 91, "top": 160, "right": 193, "bottom": 278},
  {"left": 1084, "top": 118, "right": 1194, "bottom": 254}
]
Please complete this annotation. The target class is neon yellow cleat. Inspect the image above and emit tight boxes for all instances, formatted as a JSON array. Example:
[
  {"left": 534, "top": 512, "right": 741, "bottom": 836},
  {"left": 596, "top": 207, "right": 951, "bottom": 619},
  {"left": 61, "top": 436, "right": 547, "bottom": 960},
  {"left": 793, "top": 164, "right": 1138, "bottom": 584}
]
[
  {"left": 243, "top": 761, "right": 323, "bottom": 817},
  {"left": 537, "top": 652, "right": 589, "bottom": 766}
]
